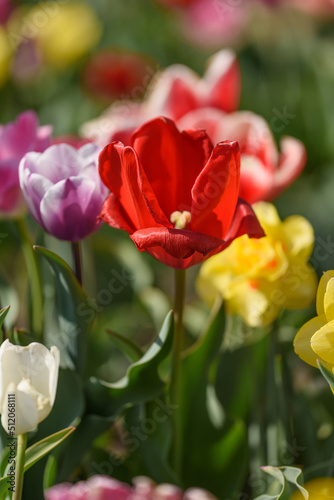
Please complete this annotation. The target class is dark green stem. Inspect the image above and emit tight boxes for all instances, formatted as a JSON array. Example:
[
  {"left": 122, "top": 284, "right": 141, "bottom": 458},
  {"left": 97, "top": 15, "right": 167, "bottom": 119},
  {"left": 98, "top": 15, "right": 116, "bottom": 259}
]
[
  {"left": 14, "top": 219, "right": 43, "bottom": 337},
  {"left": 71, "top": 241, "right": 83, "bottom": 286},
  {"left": 170, "top": 268, "right": 186, "bottom": 476},
  {"left": 13, "top": 433, "right": 27, "bottom": 500}
]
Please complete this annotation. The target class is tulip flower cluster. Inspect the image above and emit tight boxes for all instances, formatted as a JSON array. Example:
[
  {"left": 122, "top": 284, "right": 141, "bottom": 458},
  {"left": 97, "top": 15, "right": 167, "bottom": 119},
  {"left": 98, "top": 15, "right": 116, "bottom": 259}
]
[
  {"left": 46, "top": 475, "right": 217, "bottom": 500},
  {"left": 83, "top": 49, "right": 306, "bottom": 205}
]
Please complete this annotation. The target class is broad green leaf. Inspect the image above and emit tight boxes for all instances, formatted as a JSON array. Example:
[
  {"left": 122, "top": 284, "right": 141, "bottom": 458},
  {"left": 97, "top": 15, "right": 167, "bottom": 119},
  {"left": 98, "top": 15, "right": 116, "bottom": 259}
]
[
  {"left": 179, "top": 301, "right": 248, "bottom": 498},
  {"left": 124, "top": 400, "right": 179, "bottom": 484},
  {"left": 106, "top": 329, "right": 143, "bottom": 363},
  {"left": 317, "top": 361, "right": 334, "bottom": 392},
  {"left": 34, "top": 245, "right": 91, "bottom": 374},
  {"left": 86, "top": 311, "right": 174, "bottom": 418},
  {"left": 255, "top": 467, "right": 308, "bottom": 500},
  {"left": 55, "top": 415, "right": 112, "bottom": 482},
  {"left": 0, "top": 428, "right": 75, "bottom": 497}
]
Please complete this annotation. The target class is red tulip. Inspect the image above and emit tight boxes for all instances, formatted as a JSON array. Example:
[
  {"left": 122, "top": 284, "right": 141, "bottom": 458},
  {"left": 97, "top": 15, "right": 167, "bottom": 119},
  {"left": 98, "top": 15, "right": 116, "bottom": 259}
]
[{"left": 99, "top": 117, "right": 264, "bottom": 269}]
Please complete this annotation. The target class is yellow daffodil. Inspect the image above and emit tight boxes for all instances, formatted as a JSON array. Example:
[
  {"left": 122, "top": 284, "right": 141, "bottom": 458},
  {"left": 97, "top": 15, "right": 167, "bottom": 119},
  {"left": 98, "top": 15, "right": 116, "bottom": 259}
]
[
  {"left": 289, "top": 477, "right": 334, "bottom": 499},
  {"left": 294, "top": 270, "right": 334, "bottom": 373},
  {"left": 0, "top": 27, "right": 12, "bottom": 87},
  {"left": 196, "top": 202, "right": 317, "bottom": 327}
]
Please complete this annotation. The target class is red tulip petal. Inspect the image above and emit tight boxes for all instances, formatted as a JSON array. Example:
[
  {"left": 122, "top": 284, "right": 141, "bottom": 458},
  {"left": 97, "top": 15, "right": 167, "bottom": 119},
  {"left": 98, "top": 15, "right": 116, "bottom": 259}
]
[
  {"left": 267, "top": 137, "right": 307, "bottom": 201},
  {"left": 130, "top": 226, "right": 224, "bottom": 260},
  {"left": 99, "top": 193, "right": 135, "bottom": 233},
  {"left": 191, "top": 141, "right": 240, "bottom": 238},
  {"left": 99, "top": 141, "right": 170, "bottom": 229},
  {"left": 131, "top": 117, "right": 213, "bottom": 217},
  {"left": 203, "top": 49, "right": 240, "bottom": 113},
  {"left": 224, "top": 198, "right": 266, "bottom": 243}
]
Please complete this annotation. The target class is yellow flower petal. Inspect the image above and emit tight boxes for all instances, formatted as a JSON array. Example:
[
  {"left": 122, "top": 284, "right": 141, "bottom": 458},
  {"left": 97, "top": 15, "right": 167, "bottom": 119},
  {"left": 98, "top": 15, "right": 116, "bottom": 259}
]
[
  {"left": 282, "top": 215, "right": 314, "bottom": 262},
  {"left": 316, "top": 270, "right": 334, "bottom": 316},
  {"left": 227, "top": 281, "right": 280, "bottom": 327},
  {"left": 311, "top": 318, "right": 334, "bottom": 366},
  {"left": 253, "top": 201, "right": 281, "bottom": 234},
  {"left": 324, "top": 277, "right": 334, "bottom": 322},
  {"left": 289, "top": 477, "right": 334, "bottom": 499},
  {"left": 294, "top": 315, "right": 327, "bottom": 368}
]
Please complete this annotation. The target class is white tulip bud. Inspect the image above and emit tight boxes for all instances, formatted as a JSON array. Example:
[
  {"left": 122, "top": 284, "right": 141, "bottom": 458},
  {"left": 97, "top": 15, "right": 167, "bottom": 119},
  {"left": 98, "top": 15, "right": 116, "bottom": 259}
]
[{"left": 0, "top": 340, "right": 60, "bottom": 436}]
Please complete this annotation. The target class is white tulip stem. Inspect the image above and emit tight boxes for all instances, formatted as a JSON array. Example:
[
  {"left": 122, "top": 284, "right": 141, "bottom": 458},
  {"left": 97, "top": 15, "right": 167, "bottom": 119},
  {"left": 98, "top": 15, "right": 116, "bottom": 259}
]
[{"left": 13, "top": 433, "right": 27, "bottom": 500}]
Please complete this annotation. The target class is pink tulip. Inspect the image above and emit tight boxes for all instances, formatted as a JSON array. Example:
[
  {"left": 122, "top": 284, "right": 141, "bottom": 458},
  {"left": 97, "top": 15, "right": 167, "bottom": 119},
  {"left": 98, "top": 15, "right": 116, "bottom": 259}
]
[
  {"left": 19, "top": 143, "right": 108, "bottom": 241},
  {"left": 178, "top": 109, "right": 306, "bottom": 204},
  {"left": 46, "top": 476, "right": 218, "bottom": 500},
  {"left": 0, "top": 111, "right": 52, "bottom": 218}
]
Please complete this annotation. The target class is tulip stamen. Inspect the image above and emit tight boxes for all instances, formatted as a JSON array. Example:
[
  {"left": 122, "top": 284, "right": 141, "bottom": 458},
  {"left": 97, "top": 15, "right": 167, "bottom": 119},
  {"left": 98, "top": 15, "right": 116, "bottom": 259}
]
[{"left": 170, "top": 211, "right": 191, "bottom": 230}]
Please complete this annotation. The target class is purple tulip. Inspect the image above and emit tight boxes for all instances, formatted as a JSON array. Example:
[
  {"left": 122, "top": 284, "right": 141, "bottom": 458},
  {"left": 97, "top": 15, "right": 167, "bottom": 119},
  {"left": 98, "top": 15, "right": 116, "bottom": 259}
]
[
  {"left": 0, "top": 111, "right": 52, "bottom": 218},
  {"left": 19, "top": 142, "right": 108, "bottom": 241}
]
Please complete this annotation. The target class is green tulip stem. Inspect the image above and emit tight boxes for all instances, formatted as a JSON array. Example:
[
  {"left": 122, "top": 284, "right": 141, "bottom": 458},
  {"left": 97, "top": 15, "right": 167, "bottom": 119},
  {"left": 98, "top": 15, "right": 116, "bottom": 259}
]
[
  {"left": 71, "top": 241, "right": 83, "bottom": 286},
  {"left": 13, "top": 433, "right": 27, "bottom": 500},
  {"left": 14, "top": 219, "right": 43, "bottom": 337},
  {"left": 170, "top": 267, "right": 186, "bottom": 477}
]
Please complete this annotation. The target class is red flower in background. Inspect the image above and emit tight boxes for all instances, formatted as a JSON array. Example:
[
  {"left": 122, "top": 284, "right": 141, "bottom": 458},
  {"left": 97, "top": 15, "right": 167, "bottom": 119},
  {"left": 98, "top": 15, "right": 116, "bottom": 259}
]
[
  {"left": 83, "top": 49, "right": 156, "bottom": 103},
  {"left": 82, "top": 49, "right": 240, "bottom": 146},
  {"left": 99, "top": 117, "right": 264, "bottom": 269}
]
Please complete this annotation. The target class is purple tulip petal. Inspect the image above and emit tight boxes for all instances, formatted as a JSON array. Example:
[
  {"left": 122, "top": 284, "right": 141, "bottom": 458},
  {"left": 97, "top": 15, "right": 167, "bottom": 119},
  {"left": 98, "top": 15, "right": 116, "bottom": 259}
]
[{"left": 40, "top": 177, "right": 104, "bottom": 241}]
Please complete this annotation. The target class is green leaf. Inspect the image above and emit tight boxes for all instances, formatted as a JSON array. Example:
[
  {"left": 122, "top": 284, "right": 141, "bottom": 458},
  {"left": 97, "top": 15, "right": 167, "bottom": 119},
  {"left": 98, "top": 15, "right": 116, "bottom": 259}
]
[
  {"left": 255, "top": 466, "right": 308, "bottom": 500},
  {"left": 0, "top": 428, "right": 75, "bottom": 497},
  {"left": 24, "top": 427, "right": 75, "bottom": 473},
  {"left": 55, "top": 415, "right": 112, "bottom": 483},
  {"left": 106, "top": 329, "right": 143, "bottom": 363},
  {"left": 86, "top": 311, "right": 174, "bottom": 418},
  {"left": 0, "top": 306, "right": 9, "bottom": 332},
  {"left": 124, "top": 400, "right": 179, "bottom": 484},
  {"left": 179, "top": 301, "right": 248, "bottom": 498},
  {"left": 317, "top": 360, "right": 334, "bottom": 392},
  {"left": 34, "top": 246, "right": 91, "bottom": 374}
]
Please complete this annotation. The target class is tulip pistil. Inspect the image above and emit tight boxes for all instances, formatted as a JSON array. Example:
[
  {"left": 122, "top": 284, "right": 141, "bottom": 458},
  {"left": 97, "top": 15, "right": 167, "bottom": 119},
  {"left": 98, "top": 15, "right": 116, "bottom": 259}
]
[{"left": 170, "top": 211, "right": 191, "bottom": 230}]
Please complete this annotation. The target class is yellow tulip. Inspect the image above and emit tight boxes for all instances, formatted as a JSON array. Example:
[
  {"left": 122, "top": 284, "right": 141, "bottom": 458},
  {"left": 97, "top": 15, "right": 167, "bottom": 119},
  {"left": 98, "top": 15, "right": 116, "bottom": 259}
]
[
  {"left": 0, "top": 27, "right": 12, "bottom": 87},
  {"left": 196, "top": 202, "right": 317, "bottom": 327},
  {"left": 294, "top": 270, "right": 334, "bottom": 372},
  {"left": 289, "top": 477, "right": 334, "bottom": 499}
]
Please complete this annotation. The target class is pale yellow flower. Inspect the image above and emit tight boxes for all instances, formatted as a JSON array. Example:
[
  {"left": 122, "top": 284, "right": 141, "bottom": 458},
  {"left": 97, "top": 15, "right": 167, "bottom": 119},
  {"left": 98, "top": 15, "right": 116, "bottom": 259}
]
[
  {"left": 289, "top": 477, "right": 334, "bottom": 499},
  {"left": 294, "top": 269, "right": 334, "bottom": 373},
  {"left": 196, "top": 202, "right": 317, "bottom": 327}
]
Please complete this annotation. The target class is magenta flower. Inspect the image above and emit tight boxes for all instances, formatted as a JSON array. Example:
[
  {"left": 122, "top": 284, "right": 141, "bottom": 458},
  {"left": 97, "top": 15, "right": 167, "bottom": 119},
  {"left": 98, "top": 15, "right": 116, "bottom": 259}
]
[
  {"left": 0, "top": 111, "right": 52, "bottom": 218},
  {"left": 19, "top": 143, "right": 108, "bottom": 241},
  {"left": 45, "top": 476, "right": 217, "bottom": 500}
]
